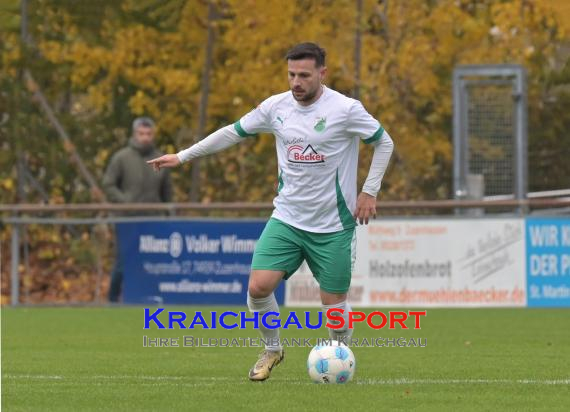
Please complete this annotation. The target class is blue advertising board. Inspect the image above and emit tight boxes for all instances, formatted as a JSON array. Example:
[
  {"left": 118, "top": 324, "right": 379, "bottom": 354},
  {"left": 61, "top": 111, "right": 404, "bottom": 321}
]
[
  {"left": 116, "top": 220, "right": 284, "bottom": 305},
  {"left": 526, "top": 217, "right": 570, "bottom": 307}
]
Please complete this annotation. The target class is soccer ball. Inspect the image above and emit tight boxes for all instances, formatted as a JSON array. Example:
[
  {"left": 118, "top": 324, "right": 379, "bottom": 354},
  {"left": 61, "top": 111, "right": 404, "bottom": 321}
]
[{"left": 307, "top": 341, "right": 355, "bottom": 384}]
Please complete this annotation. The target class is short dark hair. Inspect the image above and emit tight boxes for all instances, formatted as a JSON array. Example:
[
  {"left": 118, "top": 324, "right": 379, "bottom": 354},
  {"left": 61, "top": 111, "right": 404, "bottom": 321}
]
[{"left": 285, "top": 42, "right": 326, "bottom": 67}]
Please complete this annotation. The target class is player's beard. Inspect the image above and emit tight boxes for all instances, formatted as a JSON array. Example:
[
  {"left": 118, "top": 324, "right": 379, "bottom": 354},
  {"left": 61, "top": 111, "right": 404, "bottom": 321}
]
[{"left": 292, "top": 85, "right": 319, "bottom": 103}]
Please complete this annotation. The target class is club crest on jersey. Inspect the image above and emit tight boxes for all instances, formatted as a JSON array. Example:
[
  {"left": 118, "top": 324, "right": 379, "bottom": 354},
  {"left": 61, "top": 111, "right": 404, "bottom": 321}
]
[
  {"left": 314, "top": 117, "right": 326, "bottom": 132},
  {"left": 287, "top": 144, "right": 325, "bottom": 164}
]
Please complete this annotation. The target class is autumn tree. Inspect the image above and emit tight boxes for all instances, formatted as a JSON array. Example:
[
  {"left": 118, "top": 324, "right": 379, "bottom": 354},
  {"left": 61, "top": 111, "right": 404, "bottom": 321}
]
[{"left": 1, "top": 0, "right": 568, "bottom": 205}]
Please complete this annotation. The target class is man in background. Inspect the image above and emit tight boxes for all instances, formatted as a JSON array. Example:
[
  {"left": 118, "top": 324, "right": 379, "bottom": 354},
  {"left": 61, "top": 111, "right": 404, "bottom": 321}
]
[{"left": 103, "top": 117, "right": 172, "bottom": 302}]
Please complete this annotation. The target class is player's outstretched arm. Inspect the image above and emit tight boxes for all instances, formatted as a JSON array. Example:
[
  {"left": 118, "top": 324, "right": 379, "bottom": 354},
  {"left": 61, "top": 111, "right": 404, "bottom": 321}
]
[
  {"left": 147, "top": 125, "right": 245, "bottom": 172},
  {"left": 147, "top": 154, "right": 180, "bottom": 171}
]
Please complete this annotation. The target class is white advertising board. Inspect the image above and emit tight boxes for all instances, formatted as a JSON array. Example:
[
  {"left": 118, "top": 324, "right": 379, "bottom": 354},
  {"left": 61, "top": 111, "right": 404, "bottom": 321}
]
[{"left": 285, "top": 219, "right": 526, "bottom": 307}]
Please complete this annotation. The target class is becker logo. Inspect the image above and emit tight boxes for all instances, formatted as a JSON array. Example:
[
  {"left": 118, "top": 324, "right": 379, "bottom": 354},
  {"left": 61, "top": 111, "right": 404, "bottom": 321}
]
[{"left": 287, "top": 144, "right": 325, "bottom": 164}]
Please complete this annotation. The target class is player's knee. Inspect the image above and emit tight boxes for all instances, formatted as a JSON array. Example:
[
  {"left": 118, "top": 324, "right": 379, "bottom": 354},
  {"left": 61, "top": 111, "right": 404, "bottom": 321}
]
[{"left": 248, "top": 281, "right": 273, "bottom": 299}]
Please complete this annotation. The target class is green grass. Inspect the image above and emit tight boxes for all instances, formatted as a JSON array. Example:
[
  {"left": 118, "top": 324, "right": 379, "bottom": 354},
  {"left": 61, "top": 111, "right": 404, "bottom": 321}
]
[{"left": 2, "top": 307, "right": 569, "bottom": 411}]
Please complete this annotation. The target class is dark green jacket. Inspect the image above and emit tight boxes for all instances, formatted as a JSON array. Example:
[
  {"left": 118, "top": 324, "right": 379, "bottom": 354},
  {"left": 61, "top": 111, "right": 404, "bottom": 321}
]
[{"left": 102, "top": 138, "right": 172, "bottom": 204}]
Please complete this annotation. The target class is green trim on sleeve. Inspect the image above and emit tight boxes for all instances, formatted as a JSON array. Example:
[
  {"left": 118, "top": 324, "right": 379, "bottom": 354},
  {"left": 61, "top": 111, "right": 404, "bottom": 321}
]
[
  {"left": 233, "top": 120, "right": 256, "bottom": 138},
  {"left": 362, "top": 126, "right": 384, "bottom": 144},
  {"left": 277, "top": 169, "right": 284, "bottom": 193},
  {"left": 335, "top": 170, "right": 356, "bottom": 230}
]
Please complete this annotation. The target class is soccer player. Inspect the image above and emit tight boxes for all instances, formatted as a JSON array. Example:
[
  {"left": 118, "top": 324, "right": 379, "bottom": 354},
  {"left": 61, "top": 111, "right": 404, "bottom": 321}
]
[{"left": 148, "top": 42, "right": 394, "bottom": 381}]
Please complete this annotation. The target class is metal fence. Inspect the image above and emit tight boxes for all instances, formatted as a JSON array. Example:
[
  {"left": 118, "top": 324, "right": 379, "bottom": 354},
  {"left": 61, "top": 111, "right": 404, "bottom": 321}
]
[
  {"left": 2, "top": 199, "right": 570, "bottom": 307},
  {"left": 453, "top": 65, "right": 527, "bottom": 201}
]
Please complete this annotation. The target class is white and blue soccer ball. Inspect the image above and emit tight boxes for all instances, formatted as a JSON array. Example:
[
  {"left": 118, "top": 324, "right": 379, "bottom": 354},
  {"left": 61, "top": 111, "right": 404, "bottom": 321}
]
[{"left": 307, "top": 341, "right": 355, "bottom": 384}]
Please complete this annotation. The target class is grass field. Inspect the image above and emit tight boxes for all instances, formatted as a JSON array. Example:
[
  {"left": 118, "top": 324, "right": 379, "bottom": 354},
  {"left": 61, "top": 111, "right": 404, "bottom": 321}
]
[{"left": 2, "top": 306, "right": 569, "bottom": 411}]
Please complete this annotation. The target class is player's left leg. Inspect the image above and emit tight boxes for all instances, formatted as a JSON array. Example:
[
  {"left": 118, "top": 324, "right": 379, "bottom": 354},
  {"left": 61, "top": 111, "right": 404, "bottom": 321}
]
[{"left": 303, "top": 227, "right": 356, "bottom": 343}]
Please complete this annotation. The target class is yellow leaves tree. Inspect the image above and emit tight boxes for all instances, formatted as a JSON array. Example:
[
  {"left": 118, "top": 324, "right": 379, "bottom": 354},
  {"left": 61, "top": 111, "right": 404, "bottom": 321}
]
[
  {"left": 1, "top": 0, "right": 567, "bottom": 205},
  {"left": 353, "top": 0, "right": 563, "bottom": 199},
  {"left": 202, "top": 0, "right": 563, "bottom": 201}
]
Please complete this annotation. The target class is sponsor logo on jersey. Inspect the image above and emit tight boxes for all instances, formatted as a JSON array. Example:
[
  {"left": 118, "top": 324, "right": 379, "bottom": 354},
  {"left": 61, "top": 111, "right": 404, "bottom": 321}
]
[
  {"left": 287, "top": 144, "right": 325, "bottom": 164},
  {"left": 283, "top": 137, "right": 305, "bottom": 146}
]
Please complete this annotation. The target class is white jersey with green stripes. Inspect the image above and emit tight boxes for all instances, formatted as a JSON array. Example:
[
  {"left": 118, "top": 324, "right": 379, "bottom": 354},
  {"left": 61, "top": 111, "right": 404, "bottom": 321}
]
[{"left": 234, "top": 86, "right": 383, "bottom": 233}]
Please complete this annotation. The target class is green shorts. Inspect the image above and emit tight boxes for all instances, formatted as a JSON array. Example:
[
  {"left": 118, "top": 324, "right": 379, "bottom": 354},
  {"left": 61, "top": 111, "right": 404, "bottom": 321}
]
[{"left": 251, "top": 218, "right": 356, "bottom": 294}]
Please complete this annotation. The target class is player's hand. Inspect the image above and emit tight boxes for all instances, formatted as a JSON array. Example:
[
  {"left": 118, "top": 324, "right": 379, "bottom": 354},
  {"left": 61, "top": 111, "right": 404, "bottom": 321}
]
[
  {"left": 147, "top": 154, "right": 181, "bottom": 171},
  {"left": 354, "top": 192, "right": 377, "bottom": 225}
]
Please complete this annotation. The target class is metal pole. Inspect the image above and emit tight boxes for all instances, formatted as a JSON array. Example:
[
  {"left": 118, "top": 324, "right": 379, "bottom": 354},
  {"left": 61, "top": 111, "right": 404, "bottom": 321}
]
[
  {"left": 23, "top": 227, "right": 30, "bottom": 303},
  {"left": 11, "top": 224, "right": 21, "bottom": 306},
  {"left": 461, "top": 81, "right": 470, "bottom": 193},
  {"left": 21, "top": 0, "right": 28, "bottom": 45},
  {"left": 452, "top": 69, "right": 462, "bottom": 200},
  {"left": 191, "top": 0, "right": 216, "bottom": 202},
  {"left": 13, "top": 0, "right": 27, "bottom": 308},
  {"left": 514, "top": 67, "right": 528, "bottom": 204},
  {"left": 354, "top": 0, "right": 363, "bottom": 100},
  {"left": 92, "top": 225, "right": 103, "bottom": 304}
]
